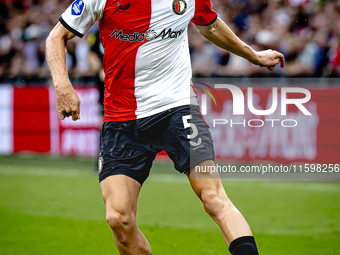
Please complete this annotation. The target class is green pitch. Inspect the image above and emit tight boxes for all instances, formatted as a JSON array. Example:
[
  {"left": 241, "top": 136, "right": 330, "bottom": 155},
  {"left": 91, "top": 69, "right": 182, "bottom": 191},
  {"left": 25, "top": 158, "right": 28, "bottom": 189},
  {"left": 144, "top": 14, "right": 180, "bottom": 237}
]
[{"left": 0, "top": 155, "right": 339, "bottom": 255}]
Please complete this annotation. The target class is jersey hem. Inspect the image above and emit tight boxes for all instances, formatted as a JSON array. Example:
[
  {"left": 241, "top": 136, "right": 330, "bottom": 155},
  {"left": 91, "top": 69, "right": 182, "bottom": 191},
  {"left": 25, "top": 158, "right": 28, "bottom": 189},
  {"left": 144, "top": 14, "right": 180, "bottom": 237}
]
[
  {"left": 136, "top": 97, "right": 198, "bottom": 119},
  {"left": 103, "top": 98, "right": 198, "bottom": 122},
  {"left": 193, "top": 14, "right": 218, "bottom": 26},
  {"left": 59, "top": 16, "right": 84, "bottom": 38}
]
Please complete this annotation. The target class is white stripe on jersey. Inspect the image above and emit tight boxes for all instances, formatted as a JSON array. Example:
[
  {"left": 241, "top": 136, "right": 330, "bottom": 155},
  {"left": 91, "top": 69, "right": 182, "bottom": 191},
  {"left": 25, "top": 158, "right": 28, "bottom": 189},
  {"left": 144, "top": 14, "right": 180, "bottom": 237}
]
[{"left": 134, "top": 0, "right": 197, "bottom": 118}]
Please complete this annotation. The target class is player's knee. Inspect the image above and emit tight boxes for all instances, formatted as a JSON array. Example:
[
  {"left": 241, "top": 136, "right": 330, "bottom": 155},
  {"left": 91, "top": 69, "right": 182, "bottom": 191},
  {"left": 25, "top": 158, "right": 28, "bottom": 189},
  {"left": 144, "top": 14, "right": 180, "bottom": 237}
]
[
  {"left": 106, "top": 209, "right": 135, "bottom": 233},
  {"left": 201, "top": 189, "right": 229, "bottom": 219}
]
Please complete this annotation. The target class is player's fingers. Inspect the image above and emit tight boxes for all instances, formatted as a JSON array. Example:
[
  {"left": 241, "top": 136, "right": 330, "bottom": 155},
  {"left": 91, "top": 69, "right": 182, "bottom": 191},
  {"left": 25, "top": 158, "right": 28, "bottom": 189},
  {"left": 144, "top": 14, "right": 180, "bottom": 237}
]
[
  {"left": 64, "top": 106, "right": 71, "bottom": 113},
  {"left": 63, "top": 111, "right": 72, "bottom": 117},
  {"left": 71, "top": 101, "right": 80, "bottom": 121},
  {"left": 280, "top": 56, "right": 285, "bottom": 68},
  {"left": 58, "top": 111, "right": 65, "bottom": 120},
  {"left": 273, "top": 51, "right": 284, "bottom": 59},
  {"left": 76, "top": 109, "right": 80, "bottom": 120},
  {"left": 71, "top": 111, "right": 79, "bottom": 121},
  {"left": 76, "top": 99, "right": 81, "bottom": 119},
  {"left": 273, "top": 51, "right": 285, "bottom": 68},
  {"left": 62, "top": 106, "right": 72, "bottom": 119},
  {"left": 267, "top": 66, "right": 275, "bottom": 71}
]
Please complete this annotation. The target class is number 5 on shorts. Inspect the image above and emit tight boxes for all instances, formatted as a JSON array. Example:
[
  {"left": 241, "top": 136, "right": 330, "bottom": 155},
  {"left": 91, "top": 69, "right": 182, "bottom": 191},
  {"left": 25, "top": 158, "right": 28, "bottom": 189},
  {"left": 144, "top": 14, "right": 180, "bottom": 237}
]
[{"left": 182, "top": 115, "right": 202, "bottom": 146}]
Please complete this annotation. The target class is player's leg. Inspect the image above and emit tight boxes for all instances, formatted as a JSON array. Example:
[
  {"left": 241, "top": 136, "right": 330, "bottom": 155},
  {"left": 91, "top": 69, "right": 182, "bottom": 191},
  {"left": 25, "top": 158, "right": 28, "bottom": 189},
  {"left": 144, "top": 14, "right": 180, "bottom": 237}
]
[
  {"left": 100, "top": 174, "right": 151, "bottom": 255},
  {"left": 160, "top": 105, "right": 258, "bottom": 253},
  {"left": 188, "top": 160, "right": 259, "bottom": 255},
  {"left": 98, "top": 120, "right": 156, "bottom": 254}
]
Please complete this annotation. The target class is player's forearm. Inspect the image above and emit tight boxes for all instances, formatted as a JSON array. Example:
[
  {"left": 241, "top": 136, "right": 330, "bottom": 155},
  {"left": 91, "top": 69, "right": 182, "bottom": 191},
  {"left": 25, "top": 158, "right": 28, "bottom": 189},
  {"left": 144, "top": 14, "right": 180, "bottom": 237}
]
[
  {"left": 45, "top": 26, "right": 72, "bottom": 90},
  {"left": 198, "top": 18, "right": 259, "bottom": 64}
]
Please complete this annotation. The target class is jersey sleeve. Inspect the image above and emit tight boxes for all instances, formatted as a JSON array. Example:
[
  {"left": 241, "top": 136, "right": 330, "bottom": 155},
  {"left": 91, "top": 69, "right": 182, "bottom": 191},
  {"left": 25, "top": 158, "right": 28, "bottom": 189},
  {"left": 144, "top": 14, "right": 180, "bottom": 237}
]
[
  {"left": 191, "top": 0, "right": 217, "bottom": 26},
  {"left": 59, "top": 0, "right": 106, "bottom": 38}
]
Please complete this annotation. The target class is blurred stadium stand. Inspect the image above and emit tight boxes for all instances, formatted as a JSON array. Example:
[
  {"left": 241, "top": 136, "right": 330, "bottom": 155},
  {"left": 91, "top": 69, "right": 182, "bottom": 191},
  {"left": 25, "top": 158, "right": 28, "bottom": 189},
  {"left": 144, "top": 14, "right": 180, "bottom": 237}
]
[{"left": 1, "top": 0, "right": 340, "bottom": 81}]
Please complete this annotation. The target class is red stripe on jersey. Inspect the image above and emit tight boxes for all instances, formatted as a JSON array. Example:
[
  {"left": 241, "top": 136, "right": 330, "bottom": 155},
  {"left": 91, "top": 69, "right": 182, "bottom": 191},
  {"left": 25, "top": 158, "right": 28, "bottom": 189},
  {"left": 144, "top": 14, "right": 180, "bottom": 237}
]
[
  {"left": 191, "top": 0, "right": 217, "bottom": 26},
  {"left": 100, "top": 0, "right": 152, "bottom": 122}
]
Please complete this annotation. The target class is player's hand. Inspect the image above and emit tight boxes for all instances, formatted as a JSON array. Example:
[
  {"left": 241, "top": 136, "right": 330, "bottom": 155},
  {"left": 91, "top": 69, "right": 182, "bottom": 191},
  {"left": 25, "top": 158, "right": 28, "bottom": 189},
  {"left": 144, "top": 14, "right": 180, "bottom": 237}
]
[
  {"left": 255, "top": 49, "right": 285, "bottom": 71},
  {"left": 55, "top": 85, "right": 80, "bottom": 121}
]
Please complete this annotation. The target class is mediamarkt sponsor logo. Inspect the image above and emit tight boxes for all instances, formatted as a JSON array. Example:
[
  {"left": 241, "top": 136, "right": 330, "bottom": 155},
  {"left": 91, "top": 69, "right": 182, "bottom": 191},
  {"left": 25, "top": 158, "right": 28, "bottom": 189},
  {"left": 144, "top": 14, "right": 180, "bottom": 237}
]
[{"left": 110, "top": 28, "right": 185, "bottom": 42}]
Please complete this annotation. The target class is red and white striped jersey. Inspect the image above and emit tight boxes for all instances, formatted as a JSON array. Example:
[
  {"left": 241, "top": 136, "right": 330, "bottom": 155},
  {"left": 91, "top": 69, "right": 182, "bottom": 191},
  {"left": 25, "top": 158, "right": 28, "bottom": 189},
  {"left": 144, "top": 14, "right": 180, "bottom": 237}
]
[{"left": 60, "top": 0, "right": 217, "bottom": 121}]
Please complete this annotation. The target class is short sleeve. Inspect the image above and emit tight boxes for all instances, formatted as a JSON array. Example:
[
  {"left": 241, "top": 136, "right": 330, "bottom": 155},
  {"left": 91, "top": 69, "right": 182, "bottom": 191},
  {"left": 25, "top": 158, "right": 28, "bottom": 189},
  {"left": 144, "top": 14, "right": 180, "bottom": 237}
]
[
  {"left": 59, "top": 0, "right": 107, "bottom": 38},
  {"left": 191, "top": 0, "right": 217, "bottom": 26}
]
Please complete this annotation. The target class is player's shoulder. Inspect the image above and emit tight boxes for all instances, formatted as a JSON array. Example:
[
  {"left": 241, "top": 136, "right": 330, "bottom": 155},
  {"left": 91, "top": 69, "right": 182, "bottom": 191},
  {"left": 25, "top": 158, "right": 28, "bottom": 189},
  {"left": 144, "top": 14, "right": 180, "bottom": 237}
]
[
  {"left": 70, "top": 0, "right": 107, "bottom": 15},
  {"left": 193, "top": 0, "right": 213, "bottom": 4},
  {"left": 60, "top": 0, "right": 109, "bottom": 37}
]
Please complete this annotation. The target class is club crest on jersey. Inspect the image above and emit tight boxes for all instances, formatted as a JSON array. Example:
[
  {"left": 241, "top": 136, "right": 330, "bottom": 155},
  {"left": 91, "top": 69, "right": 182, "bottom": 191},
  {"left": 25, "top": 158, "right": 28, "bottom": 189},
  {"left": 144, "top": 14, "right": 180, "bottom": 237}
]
[
  {"left": 172, "top": 0, "right": 187, "bottom": 15},
  {"left": 71, "top": 0, "right": 84, "bottom": 16}
]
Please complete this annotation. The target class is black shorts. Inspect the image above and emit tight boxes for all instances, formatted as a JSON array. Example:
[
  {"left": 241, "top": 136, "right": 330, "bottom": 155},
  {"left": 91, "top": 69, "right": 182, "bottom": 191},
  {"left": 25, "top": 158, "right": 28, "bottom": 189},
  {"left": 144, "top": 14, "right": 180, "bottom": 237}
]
[{"left": 98, "top": 105, "right": 215, "bottom": 184}]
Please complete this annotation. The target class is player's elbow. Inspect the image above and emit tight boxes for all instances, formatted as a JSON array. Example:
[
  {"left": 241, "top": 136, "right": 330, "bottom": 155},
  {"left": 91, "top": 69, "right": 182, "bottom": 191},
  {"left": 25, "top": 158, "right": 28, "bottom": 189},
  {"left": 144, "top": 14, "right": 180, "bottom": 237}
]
[
  {"left": 46, "top": 28, "right": 58, "bottom": 52},
  {"left": 46, "top": 23, "right": 70, "bottom": 49},
  {"left": 45, "top": 32, "right": 53, "bottom": 51},
  {"left": 47, "top": 26, "right": 62, "bottom": 44}
]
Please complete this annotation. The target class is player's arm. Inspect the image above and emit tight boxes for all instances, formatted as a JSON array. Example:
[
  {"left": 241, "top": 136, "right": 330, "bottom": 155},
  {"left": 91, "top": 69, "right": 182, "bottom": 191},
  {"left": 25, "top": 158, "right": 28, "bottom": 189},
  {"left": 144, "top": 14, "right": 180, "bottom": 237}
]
[
  {"left": 195, "top": 17, "right": 285, "bottom": 70},
  {"left": 46, "top": 22, "right": 80, "bottom": 121}
]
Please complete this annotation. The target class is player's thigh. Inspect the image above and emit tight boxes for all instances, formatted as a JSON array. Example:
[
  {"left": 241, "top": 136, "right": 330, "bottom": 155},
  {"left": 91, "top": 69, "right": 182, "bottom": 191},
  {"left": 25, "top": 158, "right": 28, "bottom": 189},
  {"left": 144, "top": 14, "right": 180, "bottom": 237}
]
[
  {"left": 187, "top": 160, "right": 227, "bottom": 201},
  {"left": 99, "top": 121, "right": 156, "bottom": 185},
  {"left": 100, "top": 174, "right": 141, "bottom": 216},
  {"left": 162, "top": 105, "right": 215, "bottom": 174}
]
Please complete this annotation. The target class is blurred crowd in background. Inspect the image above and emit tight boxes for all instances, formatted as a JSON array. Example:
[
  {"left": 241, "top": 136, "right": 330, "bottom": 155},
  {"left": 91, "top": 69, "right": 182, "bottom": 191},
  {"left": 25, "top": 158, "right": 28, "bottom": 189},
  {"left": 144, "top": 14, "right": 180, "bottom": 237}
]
[{"left": 1, "top": 0, "right": 340, "bottom": 81}]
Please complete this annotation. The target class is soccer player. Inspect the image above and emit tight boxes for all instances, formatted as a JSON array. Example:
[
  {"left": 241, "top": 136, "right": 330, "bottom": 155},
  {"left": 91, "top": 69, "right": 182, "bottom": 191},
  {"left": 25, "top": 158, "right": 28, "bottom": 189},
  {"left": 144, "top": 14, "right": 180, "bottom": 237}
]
[{"left": 46, "top": 0, "right": 284, "bottom": 254}]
